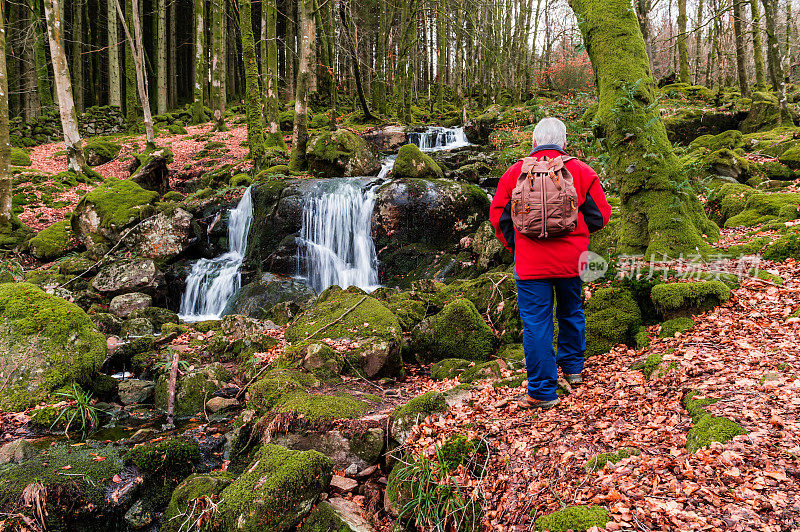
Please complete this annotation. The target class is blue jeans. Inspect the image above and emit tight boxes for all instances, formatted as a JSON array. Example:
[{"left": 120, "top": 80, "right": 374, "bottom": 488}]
[{"left": 516, "top": 277, "right": 586, "bottom": 400}]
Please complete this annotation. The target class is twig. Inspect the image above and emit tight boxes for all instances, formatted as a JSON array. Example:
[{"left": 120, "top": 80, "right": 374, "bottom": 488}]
[
  {"left": 234, "top": 364, "right": 270, "bottom": 401},
  {"left": 304, "top": 295, "right": 368, "bottom": 340}
]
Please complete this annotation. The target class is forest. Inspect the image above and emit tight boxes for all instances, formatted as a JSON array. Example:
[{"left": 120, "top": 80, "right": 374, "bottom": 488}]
[{"left": 0, "top": 0, "right": 799, "bottom": 530}]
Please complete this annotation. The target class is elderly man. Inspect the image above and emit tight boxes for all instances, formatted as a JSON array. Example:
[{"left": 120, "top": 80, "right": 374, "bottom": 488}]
[{"left": 490, "top": 117, "right": 611, "bottom": 409}]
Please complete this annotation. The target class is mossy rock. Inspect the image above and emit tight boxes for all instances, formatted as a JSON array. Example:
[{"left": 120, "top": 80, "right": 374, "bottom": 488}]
[
  {"left": 306, "top": 129, "right": 381, "bottom": 177},
  {"left": 217, "top": 444, "right": 334, "bottom": 532},
  {"left": 704, "top": 183, "right": 759, "bottom": 226},
  {"left": 154, "top": 363, "right": 228, "bottom": 419},
  {"left": 686, "top": 415, "right": 748, "bottom": 453},
  {"left": 458, "top": 360, "right": 502, "bottom": 383},
  {"left": 659, "top": 316, "right": 695, "bottom": 337},
  {"left": 71, "top": 177, "right": 158, "bottom": 249},
  {"left": 650, "top": 281, "right": 730, "bottom": 318},
  {"left": 391, "top": 391, "right": 448, "bottom": 444},
  {"left": 496, "top": 343, "right": 525, "bottom": 370},
  {"left": 584, "top": 447, "right": 640, "bottom": 471},
  {"left": 740, "top": 91, "right": 791, "bottom": 133},
  {"left": 162, "top": 472, "right": 236, "bottom": 532},
  {"left": 392, "top": 143, "right": 444, "bottom": 179},
  {"left": 274, "top": 391, "right": 369, "bottom": 425},
  {"left": 701, "top": 148, "right": 752, "bottom": 182},
  {"left": 688, "top": 130, "right": 744, "bottom": 153},
  {"left": 430, "top": 358, "right": 472, "bottom": 381},
  {"left": 0, "top": 444, "right": 124, "bottom": 529},
  {"left": 247, "top": 369, "right": 319, "bottom": 413},
  {"left": 10, "top": 147, "right": 32, "bottom": 167},
  {"left": 0, "top": 283, "right": 106, "bottom": 411},
  {"left": 724, "top": 191, "right": 800, "bottom": 227},
  {"left": 125, "top": 438, "right": 200, "bottom": 478},
  {"left": 410, "top": 298, "right": 496, "bottom": 363},
  {"left": 631, "top": 352, "right": 677, "bottom": 380},
  {"left": 764, "top": 229, "right": 800, "bottom": 260},
  {"left": 584, "top": 287, "right": 641, "bottom": 357},
  {"left": 28, "top": 220, "right": 72, "bottom": 261},
  {"left": 84, "top": 138, "right": 122, "bottom": 166},
  {"left": 533, "top": 505, "right": 610, "bottom": 531},
  {"left": 779, "top": 144, "right": 800, "bottom": 170},
  {"left": 230, "top": 172, "right": 253, "bottom": 187}
]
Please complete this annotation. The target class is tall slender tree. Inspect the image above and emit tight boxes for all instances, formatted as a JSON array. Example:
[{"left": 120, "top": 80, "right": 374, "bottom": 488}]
[
  {"left": 29, "top": 0, "right": 53, "bottom": 110},
  {"left": 261, "top": 0, "right": 285, "bottom": 147},
  {"left": 750, "top": 0, "right": 767, "bottom": 90},
  {"left": 210, "top": 0, "right": 227, "bottom": 131},
  {"left": 156, "top": 0, "right": 168, "bottom": 114},
  {"left": 760, "top": 0, "right": 788, "bottom": 111},
  {"left": 289, "top": 0, "right": 316, "bottom": 170},
  {"left": 732, "top": 0, "right": 749, "bottom": 96},
  {"left": 191, "top": 0, "right": 207, "bottom": 124},
  {"left": 677, "top": 0, "right": 690, "bottom": 83},
  {"left": 124, "top": 0, "right": 137, "bottom": 125},
  {"left": 108, "top": 0, "right": 122, "bottom": 107},
  {"left": 71, "top": 0, "right": 85, "bottom": 113},
  {"left": 240, "top": 0, "right": 266, "bottom": 167},
  {"left": 0, "top": 0, "right": 11, "bottom": 228},
  {"left": 694, "top": 0, "right": 704, "bottom": 83},
  {"left": 43, "top": 0, "right": 87, "bottom": 173}
]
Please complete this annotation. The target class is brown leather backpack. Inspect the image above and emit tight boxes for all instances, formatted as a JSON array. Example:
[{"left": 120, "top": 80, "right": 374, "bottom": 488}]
[{"left": 510, "top": 155, "right": 579, "bottom": 239}]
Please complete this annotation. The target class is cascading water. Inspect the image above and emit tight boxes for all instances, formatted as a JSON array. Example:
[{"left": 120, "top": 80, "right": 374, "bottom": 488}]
[
  {"left": 298, "top": 126, "right": 471, "bottom": 294},
  {"left": 179, "top": 187, "right": 253, "bottom": 321},
  {"left": 297, "top": 179, "right": 381, "bottom": 294}
]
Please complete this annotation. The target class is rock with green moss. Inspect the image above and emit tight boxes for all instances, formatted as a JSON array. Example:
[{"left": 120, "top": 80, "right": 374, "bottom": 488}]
[
  {"left": 28, "top": 220, "right": 72, "bottom": 261},
  {"left": 285, "top": 287, "right": 402, "bottom": 378},
  {"left": 780, "top": 144, "right": 800, "bottom": 170},
  {"left": 224, "top": 272, "right": 315, "bottom": 320},
  {"left": 0, "top": 283, "right": 106, "bottom": 411},
  {"left": 130, "top": 147, "right": 173, "bottom": 195},
  {"left": 682, "top": 390, "right": 747, "bottom": 452},
  {"left": 91, "top": 258, "right": 163, "bottom": 297},
  {"left": 659, "top": 316, "right": 694, "bottom": 337},
  {"left": 472, "top": 220, "right": 510, "bottom": 270},
  {"left": 273, "top": 427, "right": 385, "bottom": 471},
  {"left": 154, "top": 363, "right": 229, "bottom": 419},
  {"left": 392, "top": 144, "right": 444, "bottom": 179},
  {"left": 391, "top": 391, "right": 448, "bottom": 444},
  {"left": 230, "top": 173, "right": 253, "bottom": 187},
  {"left": 84, "top": 138, "right": 122, "bottom": 166},
  {"left": 125, "top": 438, "right": 200, "bottom": 478},
  {"left": 533, "top": 505, "right": 610, "bottom": 532},
  {"left": 0, "top": 439, "right": 36, "bottom": 464},
  {"left": 584, "top": 447, "right": 640, "bottom": 471},
  {"left": 704, "top": 183, "right": 759, "bottom": 226},
  {"left": 650, "top": 281, "right": 730, "bottom": 318},
  {"left": 10, "top": 147, "right": 32, "bottom": 166},
  {"left": 306, "top": 129, "right": 382, "bottom": 177},
  {"left": 585, "top": 287, "right": 641, "bottom": 357},
  {"left": 123, "top": 207, "right": 194, "bottom": 260},
  {"left": 700, "top": 148, "right": 753, "bottom": 182},
  {"left": 300, "top": 497, "right": 376, "bottom": 532},
  {"left": 723, "top": 191, "right": 800, "bottom": 227},
  {"left": 411, "top": 298, "right": 496, "bottom": 363},
  {"left": 161, "top": 472, "right": 236, "bottom": 532},
  {"left": 128, "top": 306, "right": 179, "bottom": 330},
  {"left": 688, "top": 130, "right": 744, "bottom": 153},
  {"left": 740, "top": 92, "right": 791, "bottom": 133},
  {"left": 630, "top": 352, "right": 676, "bottom": 379},
  {"left": 285, "top": 341, "right": 343, "bottom": 380},
  {"left": 458, "top": 360, "right": 502, "bottom": 383},
  {"left": 217, "top": 444, "right": 334, "bottom": 532},
  {"left": 430, "top": 358, "right": 472, "bottom": 381},
  {"left": 0, "top": 444, "right": 125, "bottom": 529},
  {"left": 72, "top": 177, "right": 158, "bottom": 250},
  {"left": 764, "top": 228, "right": 800, "bottom": 260}
]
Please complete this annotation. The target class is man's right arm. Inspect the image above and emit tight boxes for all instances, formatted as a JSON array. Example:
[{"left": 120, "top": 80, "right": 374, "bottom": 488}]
[
  {"left": 490, "top": 162, "right": 521, "bottom": 253},
  {"left": 578, "top": 163, "right": 612, "bottom": 233}
]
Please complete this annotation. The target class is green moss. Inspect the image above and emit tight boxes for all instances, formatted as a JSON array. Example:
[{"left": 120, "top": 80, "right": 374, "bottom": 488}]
[
  {"left": 688, "top": 130, "right": 743, "bottom": 153},
  {"left": 217, "top": 444, "right": 333, "bottom": 532},
  {"left": 492, "top": 373, "right": 527, "bottom": 388},
  {"left": 534, "top": 505, "right": 610, "bottom": 532},
  {"left": 247, "top": 369, "right": 318, "bottom": 412},
  {"left": 194, "top": 319, "right": 222, "bottom": 333},
  {"left": 299, "top": 501, "right": 351, "bottom": 532},
  {"left": 585, "top": 287, "right": 641, "bottom": 357},
  {"left": 686, "top": 415, "right": 747, "bottom": 453},
  {"left": 704, "top": 183, "right": 759, "bottom": 226},
  {"left": 634, "top": 326, "right": 651, "bottom": 349},
  {"left": 275, "top": 392, "right": 369, "bottom": 424},
  {"left": 411, "top": 298, "right": 496, "bottom": 363},
  {"left": 496, "top": 343, "right": 525, "bottom": 370},
  {"left": 778, "top": 144, "right": 800, "bottom": 170},
  {"left": 126, "top": 438, "right": 200, "bottom": 478},
  {"left": 764, "top": 229, "right": 800, "bottom": 261},
  {"left": 27, "top": 220, "right": 71, "bottom": 261},
  {"left": 393, "top": 391, "right": 448, "bottom": 422},
  {"left": 437, "top": 433, "right": 483, "bottom": 472},
  {"left": 393, "top": 144, "right": 444, "bottom": 179},
  {"left": 660, "top": 316, "right": 695, "bottom": 338},
  {"left": 10, "top": 147, "right": 32, "bottom": 166},
  {"left": 83, "top": 139, "right": 122, "bottom": 165},
  {"left": 584, "top": 447, "right": 640, "bottom": 471},
  {"left": 74, "top": 177, "right": 158, "bottom": 230},
  {"left": 650, "top": 281, "right": 731, "bottom": 317},
  {"left": 430, "top": 358, "right": 472, "bottom": 381},
  {"left": 724, "top": 191, "right": 800, "bottom": 227},
  {"left": 458, "top": 360, "right": 502, "bottom": 383},
  {"left": 682, "top": 390, "right": 719, "bottom": 422},
  {"left": 0, "top": 283, "right": 106, "bottom": 410},
  {"left": 230, "top": 173, "right": 253, "bottom": 187},
  {"left": 154, "top": 365, "right": 226, "bottom": 419},
  {"left": 749, "top": 268, "right": 783, "bottom": 284},
  {"left": 162, "top": 472, "right": 236, "bottom": 532},
  {"left": 631, "top": 352, "right": 665, "bottom": 379}
]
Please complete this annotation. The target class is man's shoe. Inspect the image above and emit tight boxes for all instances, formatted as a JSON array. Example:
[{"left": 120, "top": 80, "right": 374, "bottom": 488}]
[
  {"left": 517, "top": 395, "right": 560, "bottom": 410},
  {"left": 565, "top": 373, "right": 583, "bottom": 386}
]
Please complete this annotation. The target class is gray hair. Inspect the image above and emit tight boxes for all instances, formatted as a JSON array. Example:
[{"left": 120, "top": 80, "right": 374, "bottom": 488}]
[{"left": 532, "top": 117, "right": 567, "bottom": 148}]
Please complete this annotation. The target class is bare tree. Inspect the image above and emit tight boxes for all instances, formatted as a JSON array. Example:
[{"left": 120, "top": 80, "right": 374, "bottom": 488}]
[{"left": 0, "top": 0, "right": 11, "bottom": 228}]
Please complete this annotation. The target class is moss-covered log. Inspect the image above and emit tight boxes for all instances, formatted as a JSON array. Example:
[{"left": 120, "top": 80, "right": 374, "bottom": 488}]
[{"left": 568, "top": 0, "right": 718, "bottom": 258}]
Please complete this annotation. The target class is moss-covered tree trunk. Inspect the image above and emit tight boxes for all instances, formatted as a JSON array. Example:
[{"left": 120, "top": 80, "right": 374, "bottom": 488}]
[
  {"left": 261, "top": 0, "right": 285, "bottom": 148},
  {"left": 760, "top": 0, "right": 788, "bottom": 111},
  {"left": 29, "top": 0, "right": 53, "bottom": 110},
  {"left": 677, "top": 0, "right": 690, "bottom": 83},
  {"left": 44, "top": 0, "right": 87, "bottom": 173},
  {"left": 732, "top": 0, "right": 749, "bottom": 97},
  {"left": 210, "top": 0, "right": 226, "bottom": 131},
  {"left": 169, "top": 0, "right": 177, "bottom": 108},
  {"left": 288, "top": 0, "right": 315, "bottom": 171},
  {"left": 240, "top": 0, "right": 266, "bottom": 168},
  {"left": 568, "top": 0, "right": 718, "bottom": 258},
  {"left": 693, "top": 0, "right": 704, "bottom": 83},
  {"left": 750, "top": 0, "right": 767, "bottom": 91},
  {"left": 71, "top": 0, "right": 84, "bottom": 114},
  {"left": 191, "top": 0, "right": 207, "bottom": 124},
  {"left": 156, "top": 0, "right": 167, "bottom": 114},
  {"left": 107, "top": 0, "right": 122, "bottom": 107},
  {"left": 0, "top": 0, "right": 11, "bottom": 228},
  {"left": 124, "top": 0, "right": 138, "bottom": 126}
]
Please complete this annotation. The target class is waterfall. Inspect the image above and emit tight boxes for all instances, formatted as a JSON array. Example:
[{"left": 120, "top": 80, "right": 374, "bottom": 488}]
[
  {"left": 297, "top": 179, "right": 381, "bottom": 294},
  {"left": 179, "top": 187, "right": 253, "bottom": 321},
  {"left": 409, "top": 127, "right": 470, "bottom": 152}
]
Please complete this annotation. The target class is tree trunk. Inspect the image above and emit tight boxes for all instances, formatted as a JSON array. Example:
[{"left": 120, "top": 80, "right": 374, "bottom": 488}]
[
  {"left": 169, "top": 0, "right": 177, "bottom": 108},
  {"left": 760, "top": 0, "right": 788, "bottom": 110},
  {"left": 435, "top": 0, "right": 445, "bottom": 111},
  {"left": 0, "top": 0, "right": 11, "bottom": 228},
  {"left": 191, "top": 0, "right": 207, "bottom": 124},
  {"left": 635, "top": 0, "right": 654, "bottom": 69},
  {"left": 732, "top": 0, "right": 749, "bottom": 96},
  {"left": 261, "top": 0, "right": 285, "bottom": 146},
  {"left": 288, "top": 0, "right": 315, "bottom": 171},
  {"left": 124, "top": 0, "right": 137, "bottom": 125},
  {"left": 43, "top": 0, "right": 87, "bottom": 173},
  {"left": 210, "top": 0, "right": 226, "bottom": 131},
  {"left": 396, "top": 0, "right": 416, "bottom": 123},
  {"left": 568, "top": 0, "right": 718, "bottom": 258},
  {"left": 750, "top": 0, "right": 767, "bottom": 91},
  {"left": 21, "top": 4, "right": 41, "bottom": 119},
  {"left": 694, "top": 0, "right": 704, "bottom": 83},
  {"left": 114, "top": 0, "right": 155, "bottom": 146},
  {"left": 677, "top": 0, "right": 690, "bottom": 83},
  {"left": 240, "top": 0, "right": 266, "bottom": 168},
  {"left": 107, "top": 0, "right": 122, "bottom": 107},
  {"left": 340, "top": 2, "right": 376, "bottom": 120},
  {"left": 29, "top": 0, "right": 54, "bottom": 110},
  {"left": 156, "top": 0, "right": 167, "bottom": 114},
  {"left": 71, "top": 0, "right": 85, "bottom": 113}
]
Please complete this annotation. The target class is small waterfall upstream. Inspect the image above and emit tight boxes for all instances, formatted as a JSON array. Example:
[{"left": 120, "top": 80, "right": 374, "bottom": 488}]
[
  {"left": 409, "top": 127, "right": 470, "bottom": 152},
  {"left": 179, "top": 187, "right": 253, "bottom": 321}
]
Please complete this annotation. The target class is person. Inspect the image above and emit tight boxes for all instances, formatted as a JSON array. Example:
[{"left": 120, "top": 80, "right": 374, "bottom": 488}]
[{"left": 489, "top": 117, "right": 611, "bottom": 410}]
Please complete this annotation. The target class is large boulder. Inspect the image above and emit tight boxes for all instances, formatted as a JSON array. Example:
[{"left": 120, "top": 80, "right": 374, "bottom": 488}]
[
  {"left": 27, "top": 220, "right": 73, "bottom": 261},
  {"left": 122, "top": 207, "right": 195, "bottom": 260},
  {"left": 464, "top": 104, "right": 501, "bottom": 144},
  {"left": 217, "top": 444, "right": 334, "bottom": 531},
  {"left": 740, "top": 92, "right": 791, "bottom": 134},
  {"left": 272, "top": 427, "right": 385, "bottom": 471},
  {"left": 585, "top": 286, "right": 641, "bottom": 357},
  {"left": 129, "top": 147, "right": 172, "bottom": 195},
  {"left": 71, "top": 177, "right": 158, "bottom": 250},
  {"left": 0, "top": 283, "right": 106, "bottom": 411},
  {"left": 162, "top": 472, "right": 237, "bottom": 532},
  {"left": 663, "top": 108, "right": 746, "bottom": 144},
  {"left": 245, "top": 179, "right": 303, "bottom": 273},
  {"left": 83, "top": 138, "right": 121, "bottom": 166},
  {"left": 361, "top": 125, "right": 408, "bottom": 151},
  {"left": 307, "top": 129, "right": 382, "bottom": 177},
  {"left": 285, "top": 287, "right": 402, "bottom": 378},
  {"left": 300, "top": 497, "right": 377, "bottom": 532},
  {"left": 109, "top": 292, "right": 152, "bottom": 317},
  {"left": 223, "top": 272, "right": 315, "bottom": 320},
  {"left": 91, "top": 258, "right": 164, "bottom": 297},
  {"left": 410, "top": 298, "right": 496, "bottom": 363},
  {"left": 472, "top": 220, "right": 510, "bottom": 270},
  {"left": 392, "top": 144, "right": 443, "bottom": 179}
]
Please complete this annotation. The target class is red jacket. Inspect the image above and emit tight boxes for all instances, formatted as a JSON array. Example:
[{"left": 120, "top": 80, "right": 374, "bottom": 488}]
[{"left": 490, "top": 145, "right": 612, "bottom": 280}]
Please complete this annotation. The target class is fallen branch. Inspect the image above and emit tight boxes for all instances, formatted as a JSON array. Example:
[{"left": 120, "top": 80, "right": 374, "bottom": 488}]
[
  {"left": 304, "top": 295, "right": 368, "bottom": 340},
  {"left": 234, "top": 364, "right": 270, "bottom": 402}
]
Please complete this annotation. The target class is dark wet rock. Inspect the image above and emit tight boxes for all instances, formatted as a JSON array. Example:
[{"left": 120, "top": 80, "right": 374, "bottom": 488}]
[
  {"left": 223, "top": 272, "right": 315, "bottom": 319},
  {"left": 129, "top": 147, "right": 173, "bottom": 195},
  {"left": 117, "top": 379, "right": 156, "bottom": 405},
  {"left": 361, "top": 125, "right": 408, "bottom": 152},
  {"left": 307, "top": 129, "right": 382, "bottom": 177}
]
